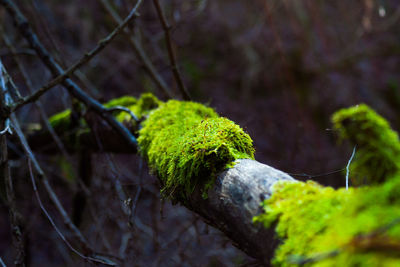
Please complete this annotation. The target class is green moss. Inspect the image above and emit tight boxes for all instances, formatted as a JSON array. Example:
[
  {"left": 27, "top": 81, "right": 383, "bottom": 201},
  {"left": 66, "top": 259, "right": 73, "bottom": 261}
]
[
  {"left": 103, "top": 93, "right": 161, "bottom": 124},
  {"left": 48, "top": 109, "right": 72, "bottom": 130},
  {"left": 138, "top": 100, "right": 255, "bottom": 201},
  {"left": 49, "top": 93, "right": 161, "bottom": 131},
  {"left": 103, "top": 95, "right": 137, "bottom": 108},
  {"left": 254, "top": 181, "right": 352, "bottom": 266},
  {"left": 48, "top": 94, "right": 254, "bottom": 201},
  {"left": 254, "top": 104, "right": 400, "bottom": 266},
  {"left": 332, "top": 104, "right": 400, "bottom": 185},
  {"left": 254, "top": 179, "right": 400, "bottom": 266}
]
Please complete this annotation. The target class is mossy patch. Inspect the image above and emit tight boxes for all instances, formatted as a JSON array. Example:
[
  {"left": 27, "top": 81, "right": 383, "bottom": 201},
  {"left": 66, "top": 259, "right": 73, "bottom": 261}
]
[
  {"left": 138, "top": 100, "right": 255, "bottom": 201},
  {"left": 254, "top": 104, "right": 400, "bottom": 266},
  {"left": 48, "top": 109, "right": 72, "bottom": 130},
  {"left": 103, "top": 95, "right": 138, "bottom": 108},
  {"left": 332, "top": 104, "right": 400, "bottom": 185},
  {"left": 254, "top": 179, "right": 400, "bottom": 266},
  {"left": 48, "top": 93, "right": 161, "bottom": 131},
  {"left": 104, "top": 93, "right": 161, "bottom": 124},
  {"left": 48, "top": 94, "right": 254, "bottom": 202}
]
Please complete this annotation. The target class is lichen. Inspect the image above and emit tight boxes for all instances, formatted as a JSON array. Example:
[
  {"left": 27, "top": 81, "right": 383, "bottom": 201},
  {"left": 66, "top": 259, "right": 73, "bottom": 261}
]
[
  {"left": 332, "top": 104, "right": 400, "bottom": 185},
  {"left": 138, "top": 100, "right": 255, "bottom": 201}
]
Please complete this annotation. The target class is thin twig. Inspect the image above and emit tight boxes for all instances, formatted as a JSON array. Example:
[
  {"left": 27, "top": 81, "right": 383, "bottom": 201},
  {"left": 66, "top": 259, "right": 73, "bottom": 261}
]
[
  {"left": 0, "top": 121, "right": 12, "bottom": 135},
  {"left": 99, "top": 0, "right": 174, "bottom": 99},
  {"left": 27, "top": 160, "right": 117, "bottom": 266},
  {"left": 0, "top": 257, "right": 6, "bottom": 267},
  {"left": 0, "top": 60, "right": 26, "bottom": 266},
  {"left": 3, "top": 65, "right": 113, "bottom": 263},
  {"left": 9, "top": 113, "right": 92, "bottom": 250},
  {"left": 1, "top": 30, "right": 72, "bottom": 160},
  {"left": 346, "top": 146, "right": 356, "bottom": 190},
  {"left": 107, "top": 106, "right": 139, "bottom": 122},
  {"left": 0, "top": 61, "right": 13, "bottom": 136},
  {"left": 288, "top": 168, "right": 346, "bottom": 179},
  {"left": 11, "top": 0, "right": 143, "bottom": 111},
  {"left": 152, "top": 0, "right": 191, "bottom": 100},
  {"left": 128, "top": 158, "right": 144, "bottom": 227},
  {"left": 92, "top": 125, "right": 130, "bottom": 215},
  {"left": 0, "top": 0, "right": 139, "bottom": 151}
]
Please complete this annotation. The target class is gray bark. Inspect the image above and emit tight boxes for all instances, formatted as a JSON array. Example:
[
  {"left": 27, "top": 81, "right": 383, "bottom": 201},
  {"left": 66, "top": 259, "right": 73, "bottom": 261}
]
[
  {"left": 186, "top": 159, "right": 296, "bottom": 265},
  {"left": 22, "top": 124, "right": 298, "bottom": 264}
]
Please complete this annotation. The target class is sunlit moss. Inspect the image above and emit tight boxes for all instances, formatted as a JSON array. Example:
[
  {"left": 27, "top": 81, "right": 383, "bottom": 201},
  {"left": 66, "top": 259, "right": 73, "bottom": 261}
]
[
  {"left": 332, "top": 104, "right": 400, "bottom": 185},
  {"left": 138, "top": 100, "right": 255, "bottom": 201}
]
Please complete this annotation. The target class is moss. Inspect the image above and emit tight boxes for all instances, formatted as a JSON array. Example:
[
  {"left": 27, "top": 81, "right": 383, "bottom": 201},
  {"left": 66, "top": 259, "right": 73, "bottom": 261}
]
[
  {"left": 332, "top": 104, "right": 400, "bottom": 185},
  {"left": 254, "top": 104, "right": 400, "bottom": 266},
  {"left": 254, "top": 181, "right": 352, "bottom": 266},
  {"left": 103, "top": 93, "right": 162, "bottom": 124},
  {"left": 49, "top": 93, "right": 161, "bottom": 131},
  {"left": 48, "top": 94, "right": 253, "bottom": 201},
  {"left": 138, "top": 100, "right": 255, "bottom": 201},
  {"left": 48, "top": 109, "right": 72, "bottom": 130},
  {"left": 254, "top": 179, "right": 400, "bottom": 266},
  {"left": 103, "top": 95, "right": 138, "bottom": 108}
]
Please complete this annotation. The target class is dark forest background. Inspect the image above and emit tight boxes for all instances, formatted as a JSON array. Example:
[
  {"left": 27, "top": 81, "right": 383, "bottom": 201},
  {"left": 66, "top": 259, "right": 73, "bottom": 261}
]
[{"left": 0, "top": 0, "right": 399, "bottom": 266}]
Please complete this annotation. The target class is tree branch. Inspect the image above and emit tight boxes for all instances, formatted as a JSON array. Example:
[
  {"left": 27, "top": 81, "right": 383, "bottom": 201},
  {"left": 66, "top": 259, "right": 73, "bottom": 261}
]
[
  {"left": 99, "top": 0, "right": 175, "bottom": 99},
  {"left": 0, "top": 0, "right": 139, "bottom": 151},
  {"left": 186, "top": 159, "right": 294, "bottom": 264},
  {"left": 0, "top": 60, "right": 26, "bottom": 267},
  {"left": 10, "top": 0, "right": 143, "bottom": 111},
  {"left": 27, "top": 160, "right": 118, "bottom": 266},
  {"left": 152, "top": 0, "right": 191, "bottom": 100}
]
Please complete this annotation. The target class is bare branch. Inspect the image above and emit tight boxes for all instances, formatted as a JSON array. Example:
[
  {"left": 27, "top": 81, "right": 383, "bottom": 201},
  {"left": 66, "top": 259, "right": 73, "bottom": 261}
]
[
  {"left": 152, "top": 0, "right": 191, "bottom": 100},
  {"left": 107, "top": 106, "right": 139, "bottom": 122},
  {"left": 27, "top": 160, "right": 118, "bottom": 266},
  {"left": 0, "top": 0, "right": 139, "bottom": 151},
  {"left": 9, "top": 113, "right": 91, "bottom": 249},
  {"left": 11, "top": 0, "right": 143, "bottom": 111},
  {"left": 99, "top": 0, "right": 175, "bottom": 99},
  {"left": 1, "top": 30, "right": 71, "bottom": 160},
  {"left": 0, "top": 60, "right": 26, "bottom": 267}
]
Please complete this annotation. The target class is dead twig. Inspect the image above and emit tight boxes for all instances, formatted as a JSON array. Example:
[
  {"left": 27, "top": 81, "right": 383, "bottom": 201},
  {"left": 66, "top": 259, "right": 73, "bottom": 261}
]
[
  {"left": 10, "top": 113, "right": 91, "bottom": 249},
  {"left": 11, "top": 111, "right": 118, "bottom": 265},
  {"left": 27, "top": 160, "right": 117, "bottom": 266},
  {"left": 0, "top": 0, "right": 139, "bottom": 151},
  {"left": 11, "top": 0, "right": 143, "bottom": 111},
  {"left": 99, "top": 0, "right": 175, "bottom": 99},
  {"left": 0, "top": 60, "right": 26, "bottom": 267},
  {"left": 152, "top": 0, "right": 191, "bottom": 100},
  {"left": 0, "top": 256, "right": 6, "bottom": 267},
  {"left": 107, "top": 106, "right": 139, "bottom": 122},
  {"left": 1, "top": 30, "right": 72, "bottom": 161}
]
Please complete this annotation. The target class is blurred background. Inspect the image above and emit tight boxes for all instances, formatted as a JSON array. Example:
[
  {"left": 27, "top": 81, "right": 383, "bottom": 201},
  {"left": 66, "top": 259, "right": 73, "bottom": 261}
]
[{"left": 0, "top": 0, "right": 399, "bottom": 266}]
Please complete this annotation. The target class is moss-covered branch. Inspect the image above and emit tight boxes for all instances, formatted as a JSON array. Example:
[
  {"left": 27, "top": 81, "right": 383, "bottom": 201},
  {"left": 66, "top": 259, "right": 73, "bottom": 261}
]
[
  {"left": 254, "top": 104, "right": 400, "bottom": 266},
  {"left": 28, "top": 98, "right": 400, "bottom": 266},
  {"left": 138, "top": 99, "right": 254, "bottom": 201}
]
